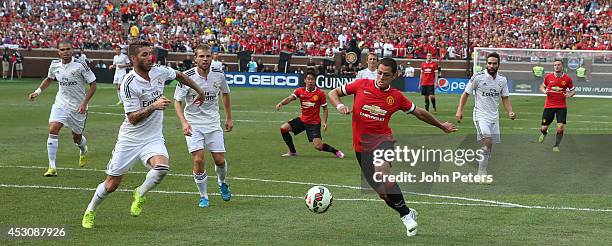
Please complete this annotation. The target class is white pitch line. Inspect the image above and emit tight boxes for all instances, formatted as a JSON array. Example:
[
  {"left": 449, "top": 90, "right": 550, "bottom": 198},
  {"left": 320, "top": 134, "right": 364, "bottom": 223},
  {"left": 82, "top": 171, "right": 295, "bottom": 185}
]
[
  {"left": 0, "top": 165, "right": 563, "bottom": 209},
  {"left": 2, "top": 184, "right": 612, "bottom": 212},
  {"left": 86, "top": 111, "right": 612, "bottom": 131}
]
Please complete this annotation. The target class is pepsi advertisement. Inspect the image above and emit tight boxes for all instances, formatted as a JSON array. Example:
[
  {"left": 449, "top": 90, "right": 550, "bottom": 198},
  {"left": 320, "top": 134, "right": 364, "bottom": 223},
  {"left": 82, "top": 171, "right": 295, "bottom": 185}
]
[{"left": 405, "top": 78, "right": 470, "bottom": 94}]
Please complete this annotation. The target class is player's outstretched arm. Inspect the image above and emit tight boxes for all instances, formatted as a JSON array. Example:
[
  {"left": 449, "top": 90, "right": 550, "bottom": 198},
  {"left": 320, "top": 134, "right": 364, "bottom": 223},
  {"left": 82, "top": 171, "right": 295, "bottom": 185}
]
[
  {"left": 173, "top": 99, "right": 192, "bottom": 136},
  {"left": 501, "top": 96, "right": 516, "bottom": 120},
  {"left": 175, "top": 72, "right": 205, "bottom": 104},
  {"left": 328, "top": 88, "right": 350, "bottom": 114},
  {"left": 126, "top": 96, "right": 170, "bottom": 125},
  {"left": 222, "top": 92, "right": 233, "bottom": 132},
  {"left": 77, "top": 82, "right": 97, "bottom": 114},
  {"left": 28, "top": 77, "right": 53, "bottom": 101},
  {"left": 455, "top": 92, "right": 469, "bottom": 122},
  {"left": 275, "top": 95, "right": 295, "bottom": 111},
  {"left": 411, "top": 107, "right": 457, "bottom": 133}
]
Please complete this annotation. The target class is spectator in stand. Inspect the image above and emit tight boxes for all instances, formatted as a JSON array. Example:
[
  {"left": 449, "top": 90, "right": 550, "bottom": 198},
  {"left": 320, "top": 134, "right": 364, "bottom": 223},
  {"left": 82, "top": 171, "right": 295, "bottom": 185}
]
[
  {"left": 2, "top": 48, "right": 10, "bottom": 79},
  {"left": 2, "top": 0, "right": 609, "bottom": 56},
  {"left": 247, "top": 57, "right": 258, "bottom": 72}
]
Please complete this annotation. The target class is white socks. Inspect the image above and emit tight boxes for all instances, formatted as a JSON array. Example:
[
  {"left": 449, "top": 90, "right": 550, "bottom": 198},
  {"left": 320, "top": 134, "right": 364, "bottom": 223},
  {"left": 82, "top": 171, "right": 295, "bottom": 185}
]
[
  {"left": 77, "top": 135, "right": 87, "bottom": 153},
  {"left": 87, "top": 182, "right": 110, "bottom": 212},
  {"left": 136, "top": 164, "right": 169, "bottom": 196},
  {"left": 477, "top": 148, "right": 491, "bottom": 175},
  {"left": 194, "top": 172, "right": 208, "bottom": 199},
  {"left": 215, "top": 160, "right": 228, "bottom": 186},
  {"left": 47, "top": 134, "right": 58, "bottom": 169}
]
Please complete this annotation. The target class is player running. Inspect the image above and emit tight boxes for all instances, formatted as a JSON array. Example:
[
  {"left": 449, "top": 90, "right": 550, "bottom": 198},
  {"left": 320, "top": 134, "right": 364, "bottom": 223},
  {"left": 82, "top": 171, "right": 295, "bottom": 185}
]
[
  {"left": 110, "top": 45, "right": 131, "bottom": 105},
  {"left": 276, "top": 68, "right": 344, "bottom": 158},
  {"left": 28, "top": 40, "right": 97, "bottom": 176},
  {"left": 456, "top": 52, "right": 516, "bottom": 180},
  {"left": 81, "top": 41, "right": 205, "bottom": 228},
  {"left": 174, "top": 45, "right": 233, "bottom": 208},
  {"left": 538, "top": 59, "right": 575, "bottom": 152},
  {"left": 328, "top": 58, "right": 456, "bottom": 237}
]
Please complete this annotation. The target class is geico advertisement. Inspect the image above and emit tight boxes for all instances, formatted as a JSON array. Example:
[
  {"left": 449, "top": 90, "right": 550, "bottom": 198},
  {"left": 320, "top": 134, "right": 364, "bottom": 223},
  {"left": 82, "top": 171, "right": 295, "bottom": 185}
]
[{"left": 225, "top": 72, "right": 301, "bottom": 87}]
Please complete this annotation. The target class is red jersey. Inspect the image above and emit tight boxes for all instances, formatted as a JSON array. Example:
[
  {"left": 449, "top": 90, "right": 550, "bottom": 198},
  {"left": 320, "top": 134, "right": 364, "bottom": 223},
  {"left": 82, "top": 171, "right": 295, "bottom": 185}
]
[
  {"left": 420, "top": 61, "right": 438, "bottom": 86},
  {"left": 292, "top": 87, "right": 327, "bottom": 124},
  {"left": 341, "top": 79, "right": 416, "bottom": 152},
  {"left": 543, "top": 73, "right": 574, "bottom": 109}
]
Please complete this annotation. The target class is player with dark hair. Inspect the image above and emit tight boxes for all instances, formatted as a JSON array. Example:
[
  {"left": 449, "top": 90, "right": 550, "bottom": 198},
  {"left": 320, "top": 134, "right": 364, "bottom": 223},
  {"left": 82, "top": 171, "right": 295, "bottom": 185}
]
[
  {"left": 275, "top": 68, "right": 344, "bottom": 158},
  {"left": 538, "top": 59, "right": 575, "bottom": 152},
  {"left": 456, "top": 52, "right": 515, "bottom": 180},
  {"left": 28, "top": 40, "right": 97, "bottom": 176},
  {"left": 81, "top": 41, "right": 205, "bottom": 228},
  {"left": 419, "top": 52, "right": 439, "bottom": 112},
  {"left": 328, "top": 57, "right": 456, "bottom": 237}
]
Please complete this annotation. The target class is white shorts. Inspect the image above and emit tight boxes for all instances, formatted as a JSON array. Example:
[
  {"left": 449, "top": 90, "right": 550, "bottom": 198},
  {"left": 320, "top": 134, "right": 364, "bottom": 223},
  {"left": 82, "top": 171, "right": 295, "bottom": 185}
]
[
  {"left": 106, "top": 139, "right": 169, "bottom": 176},
  {"left": 49, "top": 104, "right": 87, "bottom": 134},
  {"left": 185, "top": 128, "right": 226, "bottom": 153},
  {"left": 474, "top": 120, "right": 500, "bottom": 143},
  {"left": 113, "top": 72, "right": 127, "bottom": 84}
]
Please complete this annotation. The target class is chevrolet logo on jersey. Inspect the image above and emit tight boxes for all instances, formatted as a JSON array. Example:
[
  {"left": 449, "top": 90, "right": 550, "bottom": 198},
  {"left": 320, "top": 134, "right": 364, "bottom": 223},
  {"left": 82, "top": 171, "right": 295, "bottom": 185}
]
[
  {"left": 362, "top": 105, "right": 387, "bottom": 116},
  {"left": 302, "top": 101, "right": 316, "bottom": 108},
  {"left": 551, "top": 86, "right": 563, "bottom": 92}
]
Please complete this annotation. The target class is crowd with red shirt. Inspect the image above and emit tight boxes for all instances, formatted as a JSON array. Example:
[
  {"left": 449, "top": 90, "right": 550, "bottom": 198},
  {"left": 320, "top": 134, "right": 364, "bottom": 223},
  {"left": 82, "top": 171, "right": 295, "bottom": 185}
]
[{"left": 1, "top": 0, "right": 610, "bottom": 59}]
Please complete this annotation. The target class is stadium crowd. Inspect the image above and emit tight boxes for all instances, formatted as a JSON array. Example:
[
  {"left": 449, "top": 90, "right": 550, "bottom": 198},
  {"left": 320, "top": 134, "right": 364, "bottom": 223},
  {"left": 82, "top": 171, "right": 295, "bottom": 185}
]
[{"left": 1, "top": 0, "right": 610, "bottom": 59}]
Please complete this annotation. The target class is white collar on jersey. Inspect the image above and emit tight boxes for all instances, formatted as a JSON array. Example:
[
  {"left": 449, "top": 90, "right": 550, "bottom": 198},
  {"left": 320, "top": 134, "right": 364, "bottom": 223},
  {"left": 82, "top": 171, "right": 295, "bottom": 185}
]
[
  {"left": 305, "top": 86, "right": 317, "bottom": 92},
  {"left": 373, "top": 80, "right": 391, "bottom": 91},
  {"left": 553, "top": 72, "right": 565, "bottom": 78}
]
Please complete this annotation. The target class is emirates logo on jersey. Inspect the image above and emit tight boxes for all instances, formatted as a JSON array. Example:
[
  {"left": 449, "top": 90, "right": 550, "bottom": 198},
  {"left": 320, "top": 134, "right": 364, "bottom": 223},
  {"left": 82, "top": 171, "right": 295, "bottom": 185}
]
[
  {"left": 386, "top": 96, "right": 395, "bottom": 105},
  {"left": 362, "top": 105, "right": 387, "bottom": 116}
]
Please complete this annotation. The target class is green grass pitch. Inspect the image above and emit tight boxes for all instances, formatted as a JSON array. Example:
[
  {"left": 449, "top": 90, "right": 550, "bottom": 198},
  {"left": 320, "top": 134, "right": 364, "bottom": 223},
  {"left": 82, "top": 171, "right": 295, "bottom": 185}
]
[{"left": 1, "top": 78, "right": 611, "bottom": 245}]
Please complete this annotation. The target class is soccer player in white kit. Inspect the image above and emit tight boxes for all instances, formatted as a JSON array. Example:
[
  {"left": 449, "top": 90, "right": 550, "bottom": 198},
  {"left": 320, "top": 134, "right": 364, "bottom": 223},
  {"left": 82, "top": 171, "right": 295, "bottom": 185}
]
[
  {"left": 455, "top": 52, "right": 516, "bottom": 181},
  {"left": 355, "top": 53, "right": 378, "bottom": 80},
  {"left": 174, "top": 45, "right": 233, "bottom": 208},
  {"left": 81, "top": 41, "right": 205, "bottom": 228},
  {"left": 28, "top": 40, "right": 97, "bottom": 177},
  {"left": 110, "top": 46, "right": 131, "bottom": 105}
]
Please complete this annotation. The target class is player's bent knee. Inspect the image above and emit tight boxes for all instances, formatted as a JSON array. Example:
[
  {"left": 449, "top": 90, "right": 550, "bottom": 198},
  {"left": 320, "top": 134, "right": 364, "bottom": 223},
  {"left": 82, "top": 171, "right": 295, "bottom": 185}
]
[
  {"left": 280, "top": 126, "right": 290, "bottom": 134},
  {"left": 314, "top": 144, "right": 323, "bottom": 151},
  {"left": 556, "top": 128, "right": 564, "bottom": 134}
]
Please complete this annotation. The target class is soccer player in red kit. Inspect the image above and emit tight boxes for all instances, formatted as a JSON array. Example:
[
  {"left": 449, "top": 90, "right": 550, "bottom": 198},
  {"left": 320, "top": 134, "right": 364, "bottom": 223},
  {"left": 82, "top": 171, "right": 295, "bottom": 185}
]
[
  {"left": 276, "top": 68, "right": 344, "bottom": 158},
  {"left": 419, "top": 52, "right": 439, "bottom": 112},
  {"left": 538, "top": 59, "right": 575, "bottom": 152},
  {"left": 328, "top": 58, "right": 456, "bottom": 237}
]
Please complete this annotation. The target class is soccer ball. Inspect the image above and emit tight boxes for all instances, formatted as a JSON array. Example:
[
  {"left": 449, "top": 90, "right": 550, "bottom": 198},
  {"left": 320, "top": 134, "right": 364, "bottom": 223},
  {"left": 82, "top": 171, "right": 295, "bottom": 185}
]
[{"left": 304, "top": 186, "right": 333, "bottom": 213}]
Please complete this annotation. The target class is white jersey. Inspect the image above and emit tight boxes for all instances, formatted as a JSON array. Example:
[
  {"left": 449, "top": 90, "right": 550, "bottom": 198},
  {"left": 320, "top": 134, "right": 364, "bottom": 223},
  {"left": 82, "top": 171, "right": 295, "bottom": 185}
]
[
  {"left": 47, "top": 58, "right": 96, "bottom": 111},
  {"left": 118, "top": 65, "right": 177, "bottom": 144},
  {"left": 211, "top": 60, "right": 223, "bottom": 72},
  {"left": 356, "top": 68, "right": 377, "bottom": 80},
  {"left": 113, "top": 53, "right": 130, "bottom": 76},
  {"left": 174, "top": 67, "right": 229, "bottom": 132},
  {"left": 404, "top": 67, "right": 415, "bottom": 77},
  {"left": 464, "top": 71, "right": 510, "bottom": 123}
]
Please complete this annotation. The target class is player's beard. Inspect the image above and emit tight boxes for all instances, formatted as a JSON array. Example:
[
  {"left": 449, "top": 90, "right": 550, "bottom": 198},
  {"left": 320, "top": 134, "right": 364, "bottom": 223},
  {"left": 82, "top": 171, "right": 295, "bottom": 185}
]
[{"left": 487, "top": 67, "right": 497, "bottom": 76}]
